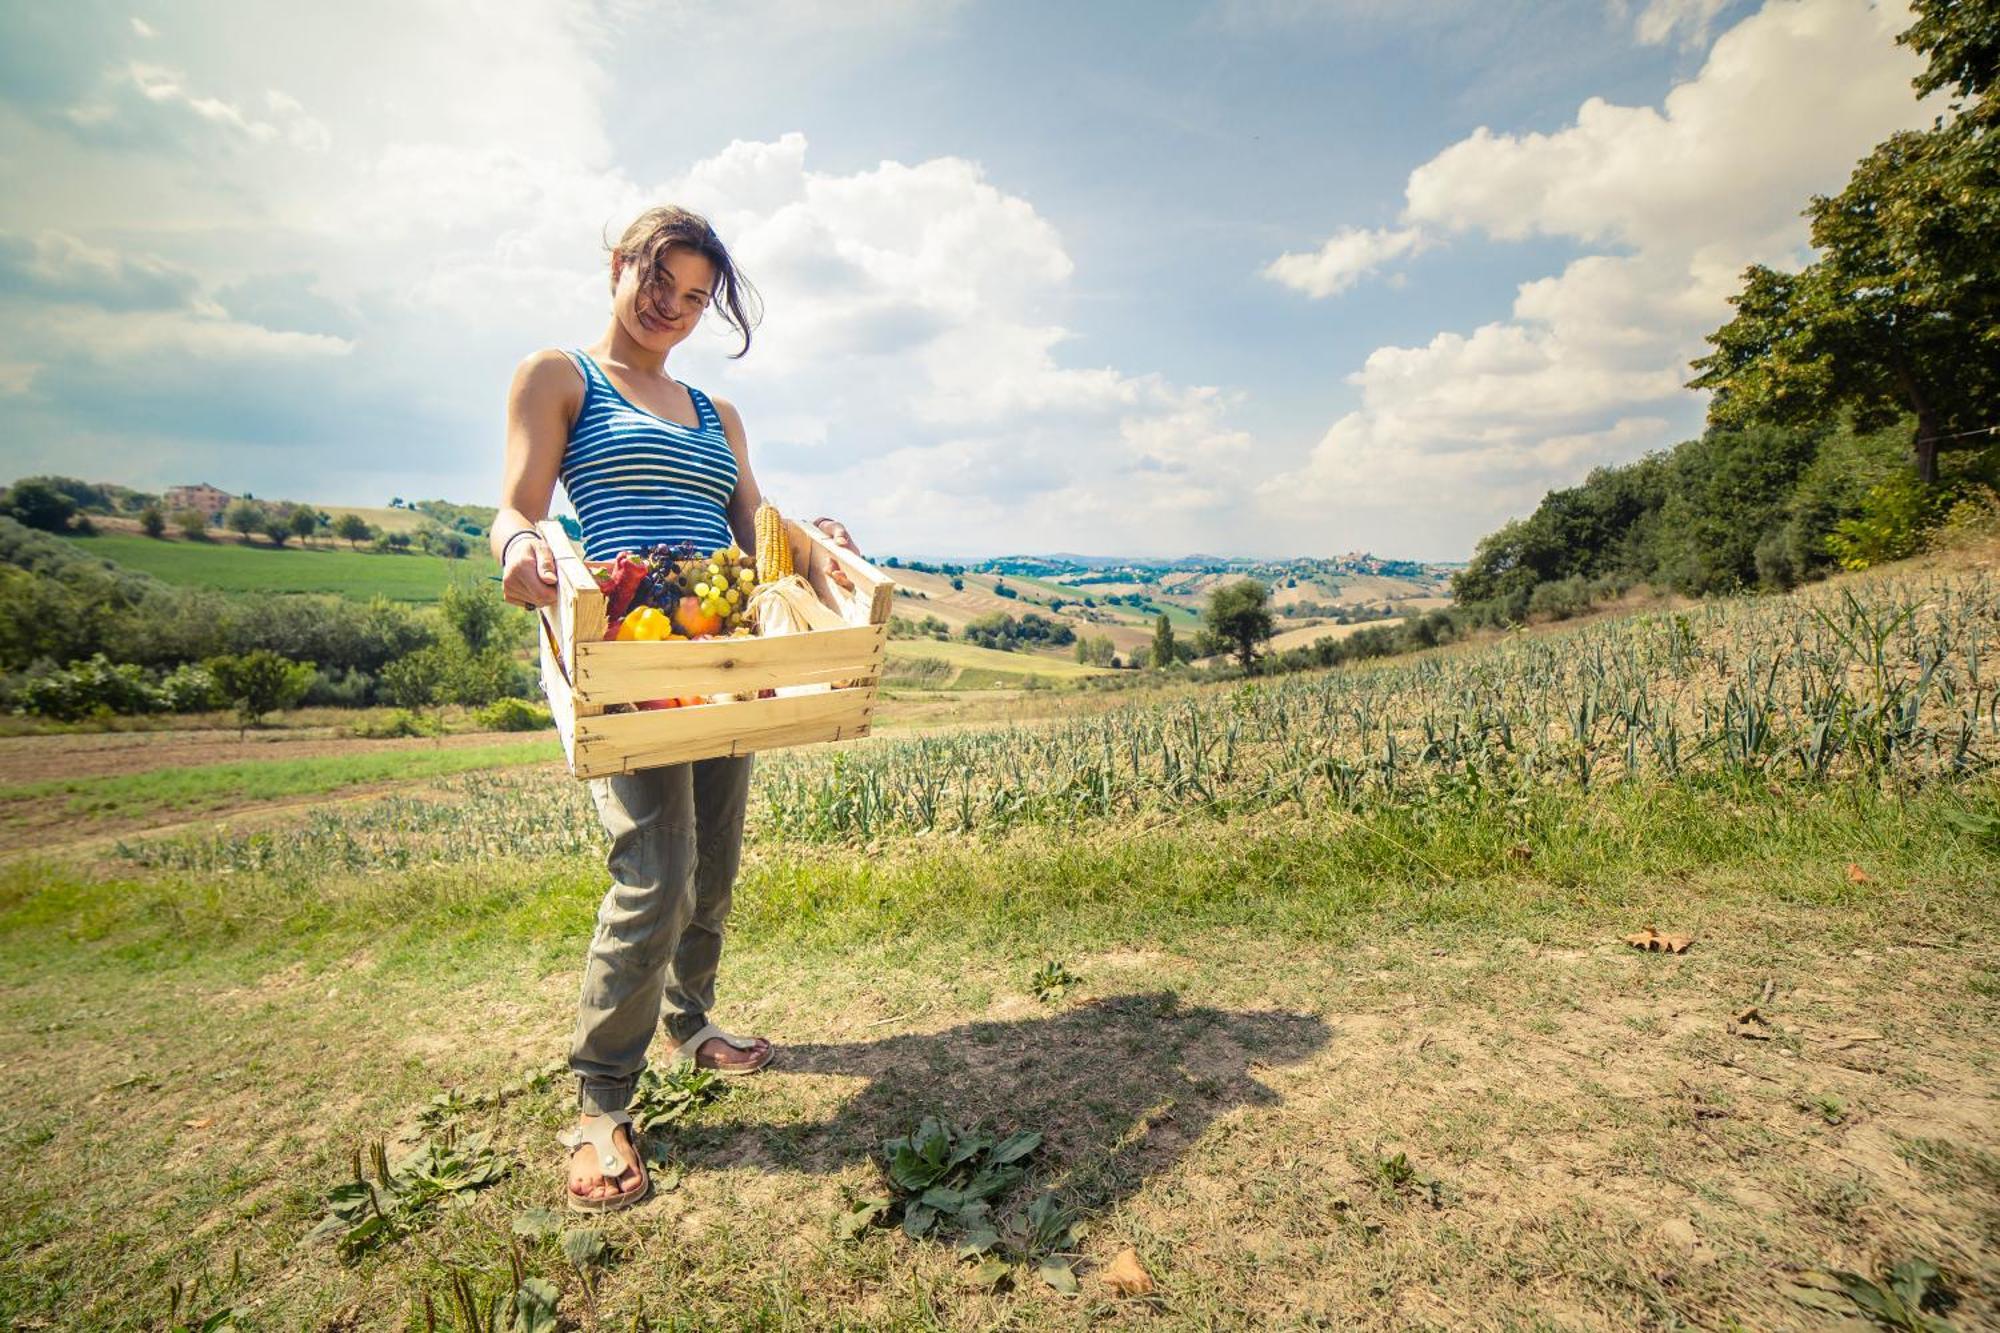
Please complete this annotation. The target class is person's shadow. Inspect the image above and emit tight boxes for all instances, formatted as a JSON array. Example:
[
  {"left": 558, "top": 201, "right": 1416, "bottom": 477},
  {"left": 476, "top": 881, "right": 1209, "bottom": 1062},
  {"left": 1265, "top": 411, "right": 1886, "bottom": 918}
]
[{"left": 667, "top": 991, "right": 1329, "bottom": 1218}]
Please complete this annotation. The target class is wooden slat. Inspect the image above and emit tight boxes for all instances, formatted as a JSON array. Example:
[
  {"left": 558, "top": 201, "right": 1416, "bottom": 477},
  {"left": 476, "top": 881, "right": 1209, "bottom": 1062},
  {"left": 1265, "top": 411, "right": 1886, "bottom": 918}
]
[
  {"left": 792, "top": 519, "right": 896, "bottom": 626},
  {"left": 571, "top": 688, "right": 875, "bottom": 776},
  {"left": 574, "top": 709, "right": 873, "bottom": 777},
  {"left": 573, "top": 623, "right": 886, "bottom": 703},
  {"left": 538, "top": 519, "right": 607, "bottom": 649},
  {"left": 539, "top": 612, "right": 578, "bottom": 768},
  {"left": 539, "top": 515, "right": 890, "bottom": 778}
]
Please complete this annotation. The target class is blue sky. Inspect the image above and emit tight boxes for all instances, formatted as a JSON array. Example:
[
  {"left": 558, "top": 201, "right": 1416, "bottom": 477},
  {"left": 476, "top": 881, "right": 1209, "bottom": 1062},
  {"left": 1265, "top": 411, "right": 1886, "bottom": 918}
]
[{"left": 0, "top": 0, "right": 1935, "bottom": 559}]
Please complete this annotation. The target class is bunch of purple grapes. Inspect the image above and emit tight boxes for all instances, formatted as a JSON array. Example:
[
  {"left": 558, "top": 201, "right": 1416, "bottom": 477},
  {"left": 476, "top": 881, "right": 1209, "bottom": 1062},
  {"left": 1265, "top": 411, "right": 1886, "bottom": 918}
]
[{"left": 638, "top": 542, "right": 698, "bottom": 610}]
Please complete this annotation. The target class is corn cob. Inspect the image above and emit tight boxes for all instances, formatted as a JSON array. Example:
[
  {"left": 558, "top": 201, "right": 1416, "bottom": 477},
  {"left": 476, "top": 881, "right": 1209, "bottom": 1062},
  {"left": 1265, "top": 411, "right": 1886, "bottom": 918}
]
[{"left": 755, "top": 501, "right": 793, "bottom": 583}]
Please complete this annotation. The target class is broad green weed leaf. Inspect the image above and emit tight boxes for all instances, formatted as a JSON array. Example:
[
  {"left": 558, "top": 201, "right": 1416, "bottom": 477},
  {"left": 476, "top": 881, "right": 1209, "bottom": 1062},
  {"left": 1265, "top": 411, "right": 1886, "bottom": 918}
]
[
  {"left": 560, "top": 1228, "right": 606, "bottom": 1269},
  {"left": 1036, "top": 1258, "right": 1080, "bottom": 1294},
  {"left": 968, "top": 1256, "right": 1012, "bottom": 1287},
  {"left": 510, "top": 1276, "right": 561, "bottom": 1333},
  {"left": 836, "top": 1197, "right": 891, "bottom": 1241},
  {"left": 988, "top": 1130, "right": 1041, "bottom": 1165},
  {"left": 920, "top": 1185, "right": 970, "bottom": 1212},
  {"left": 511, "top": 1208, "right": 562, "bottom": 1239}
]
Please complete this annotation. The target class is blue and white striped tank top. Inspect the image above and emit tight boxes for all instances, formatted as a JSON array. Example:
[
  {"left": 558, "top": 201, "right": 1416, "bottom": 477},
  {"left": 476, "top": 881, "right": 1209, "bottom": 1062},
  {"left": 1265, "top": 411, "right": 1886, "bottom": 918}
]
[{"left": 559, "top": 349, "right": 739, "bottom": 561}]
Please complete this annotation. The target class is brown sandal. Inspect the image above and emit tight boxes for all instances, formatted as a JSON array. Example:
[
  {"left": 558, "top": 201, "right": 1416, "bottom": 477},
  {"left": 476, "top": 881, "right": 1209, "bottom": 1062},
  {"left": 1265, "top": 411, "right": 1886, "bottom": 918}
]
[
  {"left": 558, "top": 1110, "right": 650, "bottom": 1213},
  {"left": 662, "top": 1021, "right": 774, "bottom": 1076}
]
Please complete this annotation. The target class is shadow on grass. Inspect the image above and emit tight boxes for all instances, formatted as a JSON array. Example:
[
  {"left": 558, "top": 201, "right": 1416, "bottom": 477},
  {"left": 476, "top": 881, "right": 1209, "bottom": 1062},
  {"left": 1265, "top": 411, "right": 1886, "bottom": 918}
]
[{"left": 678, "top": 991, "right": 1330, "bottom": 1215}]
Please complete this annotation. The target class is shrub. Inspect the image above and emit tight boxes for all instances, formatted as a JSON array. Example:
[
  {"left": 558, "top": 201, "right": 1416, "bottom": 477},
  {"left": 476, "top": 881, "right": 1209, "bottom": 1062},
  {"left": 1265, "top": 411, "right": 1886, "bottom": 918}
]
[
  {"left": 474, "top": 697, "right": 552, "bottom": 731},
  {"left": 173, "top": 508, "right": 209, "bottom": 540},
  {"left": 351, "top": 708, "right": 440, "bottom": 738},
  {"left": 3, "top": 480, "right": 78, "bottom": 532},
  {"left": 302, "top": 665, "right": 378, "bottom": 708},
  {"left": 14, "top": 654, "right": 161, "bottom": 720},
  {"left": 157, "top": 662, "right": 225, "bottom": 713},
  {"left": 206, "top": 649, "right": 315, "bottom": 726},
  {"left": 225, "top": 499, "right": 265, "bottom": 541},
  {"left": 140, "top": 505, "right": 166, "bottom": 538},
  {"left": 1526, "top": 575, "right": 1595, "bottom": 621},
  {"left": 1825, "top": 473, "right": 1945, "bottom": 570}
]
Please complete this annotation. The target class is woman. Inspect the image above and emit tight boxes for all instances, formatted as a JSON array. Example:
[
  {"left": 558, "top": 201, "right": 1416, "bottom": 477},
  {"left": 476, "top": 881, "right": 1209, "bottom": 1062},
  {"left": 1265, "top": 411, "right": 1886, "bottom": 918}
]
[{"left": 491, "top": 205, "right": 860, "bottom": 1211}]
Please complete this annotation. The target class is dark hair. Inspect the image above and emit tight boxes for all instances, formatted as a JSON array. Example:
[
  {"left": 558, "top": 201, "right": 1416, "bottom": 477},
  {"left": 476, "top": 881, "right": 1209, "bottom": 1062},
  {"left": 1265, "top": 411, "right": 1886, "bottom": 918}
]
[{"left": 608, "top": 206, "right": 763, "bottom": 358}]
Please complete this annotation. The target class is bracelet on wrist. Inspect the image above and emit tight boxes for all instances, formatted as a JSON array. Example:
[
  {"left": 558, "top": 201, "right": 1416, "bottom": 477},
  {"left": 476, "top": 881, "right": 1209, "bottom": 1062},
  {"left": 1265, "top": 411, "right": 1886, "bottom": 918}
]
[{"left": 500, "top": 529, "right": 543, "bottom": 566}]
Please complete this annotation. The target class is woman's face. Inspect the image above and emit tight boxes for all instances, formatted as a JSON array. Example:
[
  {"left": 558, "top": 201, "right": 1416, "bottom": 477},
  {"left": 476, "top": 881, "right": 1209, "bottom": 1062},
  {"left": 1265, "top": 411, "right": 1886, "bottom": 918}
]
[{"left": 611, "top": 245, "right": 716, "bottom": 354}]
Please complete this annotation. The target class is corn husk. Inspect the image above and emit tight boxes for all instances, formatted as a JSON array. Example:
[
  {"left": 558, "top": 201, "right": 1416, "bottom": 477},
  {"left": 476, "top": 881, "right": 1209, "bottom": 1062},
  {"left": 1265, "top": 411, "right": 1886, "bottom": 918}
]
[{"left": 748, "top": 575, "right": 843, "bottom": 696}]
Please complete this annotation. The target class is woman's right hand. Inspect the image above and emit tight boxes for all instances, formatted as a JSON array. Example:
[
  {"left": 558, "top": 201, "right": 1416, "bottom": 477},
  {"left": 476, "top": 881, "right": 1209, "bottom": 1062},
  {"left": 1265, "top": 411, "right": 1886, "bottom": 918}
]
[{"left": 503, "top": 534, "right": 561, "bottom": 609}]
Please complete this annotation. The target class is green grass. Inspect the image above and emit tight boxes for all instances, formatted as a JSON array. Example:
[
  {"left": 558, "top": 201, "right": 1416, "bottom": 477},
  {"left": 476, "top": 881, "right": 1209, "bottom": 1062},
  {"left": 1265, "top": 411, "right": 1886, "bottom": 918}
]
[
  {"left": 0, "top": 738, "right": 561, "bottom": 822},
  {"left": 2, "top": 559, "right": 1995, "bottom": 1329},
  {"left": 0, "top": 774, "right": 1994, "bottom": 1329},
  {"left": 59, "top": 531, "right": 466, "bottom": 602}
]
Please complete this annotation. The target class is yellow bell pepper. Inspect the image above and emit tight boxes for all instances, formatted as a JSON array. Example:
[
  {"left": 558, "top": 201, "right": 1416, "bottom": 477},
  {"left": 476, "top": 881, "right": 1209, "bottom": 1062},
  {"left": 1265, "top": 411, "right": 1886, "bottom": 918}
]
[{"left": 615, "top": 606, "right": 673, "bottom": 641}]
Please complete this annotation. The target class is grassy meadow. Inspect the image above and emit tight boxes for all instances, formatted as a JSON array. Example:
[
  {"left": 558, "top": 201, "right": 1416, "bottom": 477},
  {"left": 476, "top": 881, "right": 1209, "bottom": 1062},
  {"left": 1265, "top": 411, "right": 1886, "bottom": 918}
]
[
  {"left": 1, "top": 551, "right": 1996, "bottom": 1329},
  {"left": 59, "top": 530, "right": 468, "bottom": 602}
]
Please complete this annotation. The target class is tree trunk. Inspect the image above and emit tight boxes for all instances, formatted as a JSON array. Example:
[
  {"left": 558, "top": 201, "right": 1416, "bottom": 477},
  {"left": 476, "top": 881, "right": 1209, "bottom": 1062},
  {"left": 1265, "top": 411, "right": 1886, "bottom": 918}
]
[{"left": 1888, "top": 354, "right": 1941, "bottom": 483}]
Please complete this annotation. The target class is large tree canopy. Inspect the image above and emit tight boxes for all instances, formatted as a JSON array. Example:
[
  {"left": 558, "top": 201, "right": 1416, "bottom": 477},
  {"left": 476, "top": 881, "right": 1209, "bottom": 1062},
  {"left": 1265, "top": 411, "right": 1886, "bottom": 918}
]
[{"left": 1690, "top": 0, "right": 1999, "bottom": 483}]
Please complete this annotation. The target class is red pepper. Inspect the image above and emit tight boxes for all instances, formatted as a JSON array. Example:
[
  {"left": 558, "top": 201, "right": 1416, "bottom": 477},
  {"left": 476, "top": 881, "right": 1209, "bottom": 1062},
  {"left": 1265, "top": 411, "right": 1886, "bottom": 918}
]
[{"left": 602, "top": 553, "right": 649, "bottom": 621}]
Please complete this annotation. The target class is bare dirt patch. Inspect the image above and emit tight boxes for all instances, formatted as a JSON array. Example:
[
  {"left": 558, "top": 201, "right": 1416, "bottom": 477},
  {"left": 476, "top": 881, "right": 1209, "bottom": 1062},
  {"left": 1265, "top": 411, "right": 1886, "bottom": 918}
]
[{"left": 0, "top": 726, "right": 532, "bottom": 786}]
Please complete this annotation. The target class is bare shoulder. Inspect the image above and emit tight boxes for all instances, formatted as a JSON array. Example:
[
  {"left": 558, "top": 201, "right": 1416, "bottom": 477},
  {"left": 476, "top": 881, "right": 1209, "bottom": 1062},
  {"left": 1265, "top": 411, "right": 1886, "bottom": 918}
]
[
  {"left": 708, "top": 393, "right": 745, "bottom": 430},
  {"left": 511, "top": 348, "right": 585, "bottom": 407}
]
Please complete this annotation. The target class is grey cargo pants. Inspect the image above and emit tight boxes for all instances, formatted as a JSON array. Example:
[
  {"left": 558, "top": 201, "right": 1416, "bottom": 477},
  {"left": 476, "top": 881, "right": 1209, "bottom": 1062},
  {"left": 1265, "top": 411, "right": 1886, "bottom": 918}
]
[{"left": 569, "top": 754, "right": 754, "bottom": 1116}]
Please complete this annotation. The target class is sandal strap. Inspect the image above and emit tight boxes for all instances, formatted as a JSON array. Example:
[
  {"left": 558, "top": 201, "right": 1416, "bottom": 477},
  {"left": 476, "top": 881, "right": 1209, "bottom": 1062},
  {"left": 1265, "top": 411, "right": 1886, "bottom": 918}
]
[
  {"left": 557, "top": 1109, "right": 635, "bottom": 1180},
  {"left": 666, "top": 1021, "right": 761, "bottom": 1063}
]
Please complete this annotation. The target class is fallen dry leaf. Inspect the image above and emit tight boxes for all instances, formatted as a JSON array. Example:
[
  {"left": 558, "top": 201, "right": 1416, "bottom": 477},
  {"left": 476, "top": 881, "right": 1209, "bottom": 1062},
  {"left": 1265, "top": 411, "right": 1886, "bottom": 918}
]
[
  {"left": 1101, "top": 1247, "right": 1155, "bottom": 1298},
  {"left": 1624, "top": 927, "right": 1693, "bottom": 954},
  {"left": 1846, "top": 863, "right": 1871, "bottom": 884},
  {"left": 183, "top": 1117, "right": 213, "bottom": 1129}
]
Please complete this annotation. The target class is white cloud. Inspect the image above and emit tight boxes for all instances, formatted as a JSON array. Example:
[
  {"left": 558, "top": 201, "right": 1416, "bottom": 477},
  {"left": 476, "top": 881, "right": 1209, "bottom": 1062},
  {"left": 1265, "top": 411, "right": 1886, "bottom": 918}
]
[
  {"left": 1263, "top": 225, "right": 1424, "bottom": 298},
  {"left": 0, "top": 230, "right": 201, "bottom": 310},
  {"left": 1, "top": 0, "right": 1254, "bottom": 555},
  {"left": 1264, "top": 0, "right": 1934, "bottom": 557},
  {"left": 64, "top": 60, "right": 329, "bottom": 152},
  {"left": 1628, "top": 0, "right": 1732, "bottom": 45},
  {"left": 130, "top": 16, "right": 157, "bottom": 39}
]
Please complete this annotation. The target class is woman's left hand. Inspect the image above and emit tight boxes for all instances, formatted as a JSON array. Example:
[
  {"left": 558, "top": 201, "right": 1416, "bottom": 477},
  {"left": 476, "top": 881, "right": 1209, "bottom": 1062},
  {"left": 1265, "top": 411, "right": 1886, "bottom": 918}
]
[{"left": 814, "top": 517, "right": 863, "bottom": 592}]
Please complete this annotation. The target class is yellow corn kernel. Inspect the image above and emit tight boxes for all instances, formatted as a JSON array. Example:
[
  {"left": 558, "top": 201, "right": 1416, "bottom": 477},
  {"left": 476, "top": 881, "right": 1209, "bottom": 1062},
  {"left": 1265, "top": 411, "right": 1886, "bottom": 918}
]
[{"left": 755, "top": 501, "right": 793, "bottom": 583}]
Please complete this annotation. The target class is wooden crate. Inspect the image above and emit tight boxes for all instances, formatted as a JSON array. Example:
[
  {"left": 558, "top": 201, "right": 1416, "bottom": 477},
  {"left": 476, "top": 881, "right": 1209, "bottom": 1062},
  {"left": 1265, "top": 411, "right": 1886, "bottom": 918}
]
[{"left": 535, "top": 518, "right": 894, "bottom": 779}]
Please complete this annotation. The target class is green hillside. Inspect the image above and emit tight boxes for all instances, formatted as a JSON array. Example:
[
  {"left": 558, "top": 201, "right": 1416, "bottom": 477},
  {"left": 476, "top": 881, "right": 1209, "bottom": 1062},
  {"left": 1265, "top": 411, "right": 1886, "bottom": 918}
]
[
  {"left": 58, "top": 532, "right": 467, "bottom": 602},
  {"left": 885, "top": 637, "right": 1111, "bottom": 688}
]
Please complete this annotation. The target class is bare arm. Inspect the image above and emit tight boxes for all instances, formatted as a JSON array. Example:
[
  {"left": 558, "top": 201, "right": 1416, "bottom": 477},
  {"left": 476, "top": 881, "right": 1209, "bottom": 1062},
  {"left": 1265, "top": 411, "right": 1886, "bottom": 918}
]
[
  {"left": 714, "top": 396, "right": 763, "bottom": 554},
  {"left": 493, "top": 350, "right": 582, "bottom": 608}
]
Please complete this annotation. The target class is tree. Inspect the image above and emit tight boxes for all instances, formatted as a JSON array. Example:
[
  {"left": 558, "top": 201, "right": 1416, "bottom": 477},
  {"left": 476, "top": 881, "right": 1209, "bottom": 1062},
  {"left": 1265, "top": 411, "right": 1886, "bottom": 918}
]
[
  {"left": 225, "top": 499, "right": 264, "bottom": 542},
  {"left": 1689, "top": 0, "right": 1999, "bottom": 484},
  {"left": 1151, "top": 613, "right": 1178, "bottom": 669},
  {"left": 139, "top": 505, "right": 166, "bottom": 538},
  {"left": 4, "top": 480, "right": 77, "bottom": 532},
  {"left": 173, "top": 508, "right": 210, "bottom": 540},
  {"left": 334, "top": 513, "right": 373, "bottom": 547},
  {"left": 290, "top": 507, "right": 319, "bottom": 546},
  {"left": 1204, "top": 579, "right": 1274, "bottom": 672},
  {"left": 380, "top": 645, "right": 447, "bottom": 711},
  {"left": 206, "top": 649, "right": 314, "bottom": 729},
  {"left": 262, "top": 513, "right": 292, "bottom": 547},
  {"left": 439, "top": 577, "right": 509, "bottom": 654}
]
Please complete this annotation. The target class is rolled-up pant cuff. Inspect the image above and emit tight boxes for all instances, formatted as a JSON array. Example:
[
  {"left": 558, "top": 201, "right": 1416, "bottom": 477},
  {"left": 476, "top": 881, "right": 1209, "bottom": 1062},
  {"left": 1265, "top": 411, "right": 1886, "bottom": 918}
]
[{"left": 577, "top": 1078, "right": 633, "bottom": 1117}]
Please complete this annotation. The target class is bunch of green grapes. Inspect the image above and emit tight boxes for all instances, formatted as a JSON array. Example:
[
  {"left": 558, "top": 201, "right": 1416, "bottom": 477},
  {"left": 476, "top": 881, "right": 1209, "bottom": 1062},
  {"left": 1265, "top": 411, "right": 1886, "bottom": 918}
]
[{"left": 688, "top": 546, "right": 760, "bottom": 633}]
